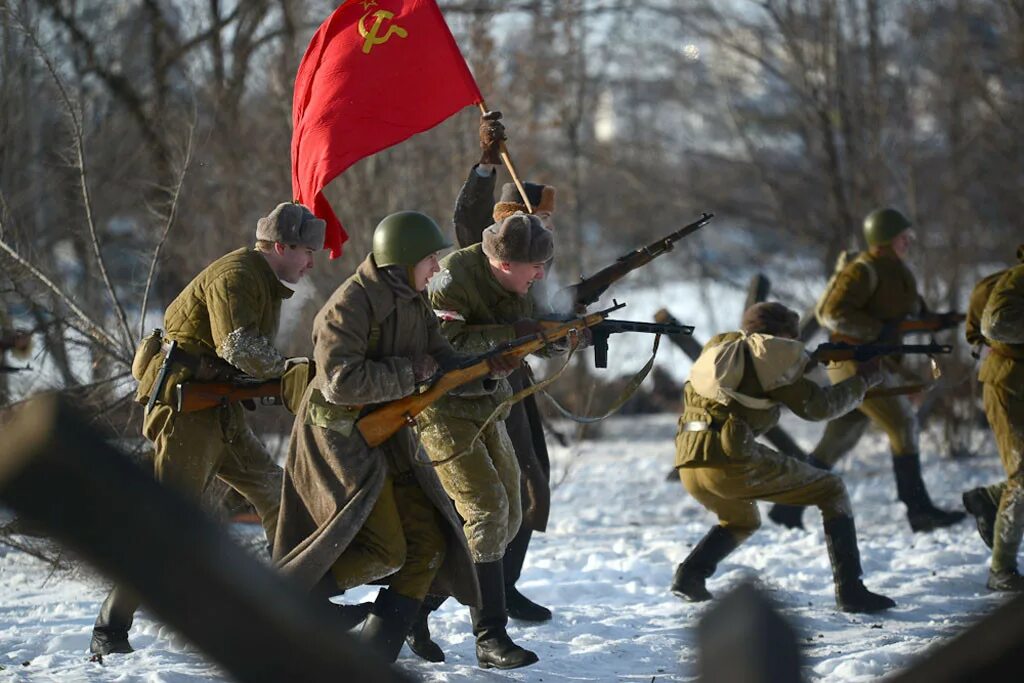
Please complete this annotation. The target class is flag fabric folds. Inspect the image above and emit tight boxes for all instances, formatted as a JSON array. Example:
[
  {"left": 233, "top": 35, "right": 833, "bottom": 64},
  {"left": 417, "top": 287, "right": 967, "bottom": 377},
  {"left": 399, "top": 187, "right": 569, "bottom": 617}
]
[{"left": 292, "top": 0, "right": 483, "bottom": 258}]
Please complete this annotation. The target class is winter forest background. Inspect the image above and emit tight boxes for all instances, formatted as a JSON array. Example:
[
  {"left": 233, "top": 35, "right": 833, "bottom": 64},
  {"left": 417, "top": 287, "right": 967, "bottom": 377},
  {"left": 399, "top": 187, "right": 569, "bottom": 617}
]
[{"left": 2, "top": 0, "right": 1023, "bottom": 437}]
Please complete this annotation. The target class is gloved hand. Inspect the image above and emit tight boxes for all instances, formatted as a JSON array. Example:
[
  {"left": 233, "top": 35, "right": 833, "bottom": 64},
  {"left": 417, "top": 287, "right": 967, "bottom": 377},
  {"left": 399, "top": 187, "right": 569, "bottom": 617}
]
[
  {"left": 856, "top": 357, "right": 884, "bottom": 388},
  {"left": 479, "top": 110, "right": 506, "bottom": 166},
  {"left": 412, "top": 355, "right": 439, "bottom": 382},
  {"left": 486, "top": 353, "right": 520, "bottom": 379},
  {"left": 512, "top": 318, "right": 544, "bottom": 338}
]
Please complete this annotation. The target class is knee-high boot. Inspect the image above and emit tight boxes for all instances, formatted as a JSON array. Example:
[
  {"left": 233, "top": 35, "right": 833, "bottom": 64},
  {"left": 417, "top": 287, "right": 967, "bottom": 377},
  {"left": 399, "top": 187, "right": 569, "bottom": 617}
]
[{"left": 472, "top": 560, "right": 538, "bottom": 670}]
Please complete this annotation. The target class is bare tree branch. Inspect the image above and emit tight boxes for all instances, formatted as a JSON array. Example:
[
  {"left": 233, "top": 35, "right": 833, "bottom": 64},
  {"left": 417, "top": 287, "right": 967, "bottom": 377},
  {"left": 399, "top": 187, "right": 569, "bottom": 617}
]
[
  {"left": 15, "top": 8, "right": 134, "bottom": 352},
  {"left": 139, "top": 108, "right": 196, "bottom": 339}
]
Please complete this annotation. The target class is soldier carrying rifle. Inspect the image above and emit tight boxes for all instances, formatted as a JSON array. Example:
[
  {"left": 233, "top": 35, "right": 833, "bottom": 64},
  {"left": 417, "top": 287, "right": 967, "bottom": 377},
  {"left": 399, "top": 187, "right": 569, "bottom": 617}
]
[
  {"left": 272, "top": 212, "right": 521, "bottom": 664},
  {"left": 769, "top": 208, "right": 966, "bottom": 532},
  {"left": 90, "top": 202, "right": 323, "bottom": 656},
  {"left": 672, "top": 302, "right": 895, "bottom": 613}
]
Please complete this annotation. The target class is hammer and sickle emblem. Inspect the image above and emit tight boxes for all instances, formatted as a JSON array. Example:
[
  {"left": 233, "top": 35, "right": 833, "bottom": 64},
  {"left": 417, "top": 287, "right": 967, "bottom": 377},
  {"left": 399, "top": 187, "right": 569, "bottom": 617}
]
[{"left": 358, "top": 10, "right": 408, "bottom": 54}]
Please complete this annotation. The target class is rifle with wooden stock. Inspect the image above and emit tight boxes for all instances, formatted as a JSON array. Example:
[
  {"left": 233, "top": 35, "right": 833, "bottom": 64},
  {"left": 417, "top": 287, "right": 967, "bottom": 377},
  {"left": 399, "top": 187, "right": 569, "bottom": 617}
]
[
  {"left": 559, "top": 212, "right": 714, "bottom": 309},
  {"left": 175, "top": 376, "right": 286, "bottom": 413},
  {"left": 356, "top": 301, "right": 627, "bottom": 447}
]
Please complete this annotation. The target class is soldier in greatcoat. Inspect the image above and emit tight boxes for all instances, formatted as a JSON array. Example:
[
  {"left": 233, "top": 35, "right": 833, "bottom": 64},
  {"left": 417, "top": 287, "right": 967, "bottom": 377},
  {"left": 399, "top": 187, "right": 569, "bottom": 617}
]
[{"left": 273, "top": 212, "right": 514, "bottom": 663}]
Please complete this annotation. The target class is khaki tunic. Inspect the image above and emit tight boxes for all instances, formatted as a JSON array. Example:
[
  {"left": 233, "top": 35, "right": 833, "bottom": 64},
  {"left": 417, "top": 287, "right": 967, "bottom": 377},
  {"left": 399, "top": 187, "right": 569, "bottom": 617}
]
[
  {"left": 419, "top": 244, "right": 556, "bottom": 556},
  {"left": 972, "top": 261, "right": 1024, "bottom": 571},
  {"left": 813, "top": 246, "right": 925, "bottom": 463},
  {"left": 273, "top": 255, "right": 479, "bottom": 606},
  {"left": 676, "top": 332, "right": 869, "bottom": 537},
  {"left": 137, "top": 248, "right": 292, "bottom": 541}
]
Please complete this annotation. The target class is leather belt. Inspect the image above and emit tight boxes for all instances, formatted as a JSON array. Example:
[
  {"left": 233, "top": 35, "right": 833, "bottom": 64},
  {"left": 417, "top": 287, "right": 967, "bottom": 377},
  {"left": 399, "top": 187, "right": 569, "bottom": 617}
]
[
  {"left": 160, "top": 341, "right": 236, "bottom": 381},
  {"left": 680, "top": 420, "right": 720, "bottom": 433}
]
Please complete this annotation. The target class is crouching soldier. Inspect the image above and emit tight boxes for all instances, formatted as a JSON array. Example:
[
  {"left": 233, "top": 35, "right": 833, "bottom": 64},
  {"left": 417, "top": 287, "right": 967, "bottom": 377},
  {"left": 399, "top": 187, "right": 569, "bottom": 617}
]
[
  {"left": 673, "top": 302, "right": 895, "bottom": 613},
  {"left": 273, "top": 212, "right": 511, "bottom": 663},
  {"left": 90, "top": 202, "right": 324, "bottom": 655},
  {"left": 414, "top": 212, "right": 561, "bottom": 670},
  {"left": 961, "top": 244, "right": 1024, "bottom": 591}
]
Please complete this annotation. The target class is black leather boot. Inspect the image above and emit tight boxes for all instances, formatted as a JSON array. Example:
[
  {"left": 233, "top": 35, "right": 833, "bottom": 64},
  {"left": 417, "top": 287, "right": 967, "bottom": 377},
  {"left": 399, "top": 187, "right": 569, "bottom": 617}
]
[
  {"left": 987, "top": 568, "right": 1024, "bottom": 592},
  {"left": 472, "top": 560, "right": 538, "bottom": 670},
  {"left": 768, "top": 504, "right": 806, "bottom": 530},
  {"left": 963, "top": 487, "right": 998, "bottom": 549},
  {"left": 405, "top": 594, "right": 446, "bottom": 663},
  {"left": 893, "top": 454, "right": 966, "bottom": 532},
  {"left": 331, "top": 601, "right": 373, "bottom": 630},
  {"left": 671, "top": 526, "right": 740, "bottom": 602},
  {"left": 505, "top": 586, "right": 551, "bottom": 622},
  {"left": 824, "top": 516, "right": 895, "bottom": 613},
  {"left": 503, "top": 524, "right": 552, "bottom": 622},
  {"left": 359, "top": 588, "right": 422, "bottom": 664},
  {"left": 90, "top": 586, "right": 139, "bottom": 655}
]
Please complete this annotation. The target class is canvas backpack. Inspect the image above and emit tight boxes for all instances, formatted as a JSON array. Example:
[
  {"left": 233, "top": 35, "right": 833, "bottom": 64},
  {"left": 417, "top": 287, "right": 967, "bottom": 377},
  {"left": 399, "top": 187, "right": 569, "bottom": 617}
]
[{"left": 814, "top": 250, "right": 878, "bottom": 330}]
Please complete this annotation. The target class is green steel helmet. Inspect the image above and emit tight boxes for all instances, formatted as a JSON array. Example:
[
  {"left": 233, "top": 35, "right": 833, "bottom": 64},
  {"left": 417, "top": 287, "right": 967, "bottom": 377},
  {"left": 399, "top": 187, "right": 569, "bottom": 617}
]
[
  {"left": 863, "top": 208, "right": 912, "bottom": 247},
  {"left": 372, "top": 211, "right": 452, "bottom": 268}
]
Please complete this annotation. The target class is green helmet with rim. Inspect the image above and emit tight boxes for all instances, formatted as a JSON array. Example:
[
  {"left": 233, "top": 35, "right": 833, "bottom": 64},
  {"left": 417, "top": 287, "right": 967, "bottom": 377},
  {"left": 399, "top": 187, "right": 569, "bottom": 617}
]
[
  {"left": 372, "top": 211, "right": 452, "bottom": 268},
  {"left": 863, "top": 208, "right": 912, "bottom": 247}
]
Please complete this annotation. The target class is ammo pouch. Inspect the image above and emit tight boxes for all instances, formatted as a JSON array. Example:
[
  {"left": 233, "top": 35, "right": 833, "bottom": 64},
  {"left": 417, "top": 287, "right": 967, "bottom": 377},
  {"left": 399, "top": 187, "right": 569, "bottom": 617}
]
[
  {"left": 720, "top": 415, "right": 756, "bottom": 460},
  {"left": 304, "top": 388, "right": 361, "bottom": 437},
  {"left": 132, "top": 329, "right": 163, "bottom": 381},
  {"left": 280, "top": 358, "right": 314, "bottom": 414}
]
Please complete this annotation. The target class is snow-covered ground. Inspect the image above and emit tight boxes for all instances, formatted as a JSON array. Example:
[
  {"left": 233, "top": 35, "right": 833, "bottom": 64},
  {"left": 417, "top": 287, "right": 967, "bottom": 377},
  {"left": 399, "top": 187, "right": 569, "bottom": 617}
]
[{"left": 0, "top": 412, "right": 1009, "bottom": 682}]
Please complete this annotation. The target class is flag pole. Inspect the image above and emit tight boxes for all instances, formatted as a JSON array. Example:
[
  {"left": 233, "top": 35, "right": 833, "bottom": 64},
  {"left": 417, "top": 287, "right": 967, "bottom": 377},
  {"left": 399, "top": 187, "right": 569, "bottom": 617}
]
[{"left": 477, "top": 102, "right": 534, "bottom": 213}]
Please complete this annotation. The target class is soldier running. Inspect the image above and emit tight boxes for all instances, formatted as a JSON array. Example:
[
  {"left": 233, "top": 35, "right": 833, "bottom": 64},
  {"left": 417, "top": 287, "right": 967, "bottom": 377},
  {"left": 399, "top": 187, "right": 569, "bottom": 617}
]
[
  {"left": 273, "top": 212, "right": 515, "bottom": 662},
  {"left": 407, "top": 112, "right": 559, "bottom": 666},
  {"left": 673, "top": 302, "right": 895, "bottom": 614},
  {"left": 769, "top": 208, "right": 965, "bottom": 532},
  {"left": 90, "top": 202, "right": 323, "bottom": 655},
  {"left": 962, "top": 244, "right": 1024, "bottom": 591},
  {"left": 414, "top": 211, "right": 564, "bottom": 669}
]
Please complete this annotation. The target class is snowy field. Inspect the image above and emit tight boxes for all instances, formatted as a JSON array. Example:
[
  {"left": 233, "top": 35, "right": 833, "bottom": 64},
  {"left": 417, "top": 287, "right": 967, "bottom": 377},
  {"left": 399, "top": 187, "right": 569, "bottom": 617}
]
[{"left": 0, "top": 411, "right": 1009, "bottom": 682}]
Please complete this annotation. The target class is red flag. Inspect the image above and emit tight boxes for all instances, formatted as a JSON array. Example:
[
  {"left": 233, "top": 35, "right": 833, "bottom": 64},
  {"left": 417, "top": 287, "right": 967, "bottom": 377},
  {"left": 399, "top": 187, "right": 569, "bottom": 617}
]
[{"left": 292, "top": 0, "right": 483, "bottom": 258}]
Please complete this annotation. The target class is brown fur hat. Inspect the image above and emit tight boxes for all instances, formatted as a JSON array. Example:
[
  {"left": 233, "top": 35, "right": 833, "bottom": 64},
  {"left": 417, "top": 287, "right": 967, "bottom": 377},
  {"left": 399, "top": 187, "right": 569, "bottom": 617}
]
[
  {"left": 256, "top": 202, "right": 326, "bottom": 251},
  {"left": 492, "top": 182, "right": 556, "bottom": 222},
  {"left": 741, "top": 302, "right": 800, "bottom": 338},
  {"left": 482, "top": 212, "right": 554, "bottom": 263}
]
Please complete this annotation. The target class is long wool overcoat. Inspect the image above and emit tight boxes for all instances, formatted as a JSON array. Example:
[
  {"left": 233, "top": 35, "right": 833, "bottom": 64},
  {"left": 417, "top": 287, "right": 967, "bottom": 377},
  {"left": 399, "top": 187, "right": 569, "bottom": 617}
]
[{"left": 273, "top": 255, "right": 479, "bottom": 607}]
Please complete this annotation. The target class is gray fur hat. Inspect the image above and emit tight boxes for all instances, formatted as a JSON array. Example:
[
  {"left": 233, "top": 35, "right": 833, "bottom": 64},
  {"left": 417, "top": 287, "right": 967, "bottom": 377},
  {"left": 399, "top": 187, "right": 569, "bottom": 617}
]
[
  {"left": 256, "top": 202, "right": 326, "bottom": 251},
  {"left": 481, "top": 212, "right": 554, "bottom": 263}
]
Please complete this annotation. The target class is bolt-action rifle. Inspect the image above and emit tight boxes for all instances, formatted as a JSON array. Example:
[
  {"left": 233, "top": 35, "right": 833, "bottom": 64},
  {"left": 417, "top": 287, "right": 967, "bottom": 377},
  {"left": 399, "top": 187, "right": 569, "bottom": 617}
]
[
  {"left": 559, "top": 212, "right": 714, "bottom": 309},
  {"left": 539, "top": 318, "right": 694, "bottom": 368},
  {"left": 356, "top": 302, "right": 626, "bottom": 447},
  {"left": 810, "top": 342, "right": 952, "bottom": 364}
]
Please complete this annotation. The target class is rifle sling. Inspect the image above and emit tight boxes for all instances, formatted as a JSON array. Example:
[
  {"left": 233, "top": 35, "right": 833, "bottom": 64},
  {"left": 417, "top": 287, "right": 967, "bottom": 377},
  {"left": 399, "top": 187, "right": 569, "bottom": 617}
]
[
  {"left": 540, "top": 334, "right": 663, "bottom": 425},
  {"left": 416, "top": 334, "right": 664, "bottom": 467},
  {"left": 414, "top": 341, "right": 582, "bottom": 467}
]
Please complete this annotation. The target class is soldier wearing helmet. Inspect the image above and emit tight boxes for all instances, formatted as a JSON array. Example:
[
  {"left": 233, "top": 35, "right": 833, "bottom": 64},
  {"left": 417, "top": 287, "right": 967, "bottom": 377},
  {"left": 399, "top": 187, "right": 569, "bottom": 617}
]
[
  {"left": 768, "top": 208, "right": 966, "bottom": 533},
  {"left": 273, "top": 211, "right": 512, "bottom": 663}
]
